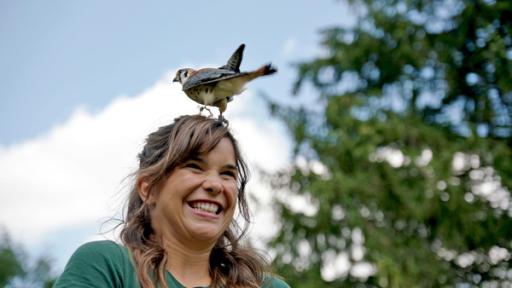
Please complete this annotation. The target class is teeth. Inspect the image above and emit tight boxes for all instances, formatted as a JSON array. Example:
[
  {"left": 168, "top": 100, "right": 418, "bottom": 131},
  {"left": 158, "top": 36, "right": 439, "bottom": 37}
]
[{"left": 191, "top": 202, "right": 220, "bottom": 214}]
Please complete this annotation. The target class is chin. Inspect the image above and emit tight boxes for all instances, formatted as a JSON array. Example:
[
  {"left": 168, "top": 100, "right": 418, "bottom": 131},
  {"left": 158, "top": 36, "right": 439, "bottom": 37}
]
[{"left": 189, "top": 225, "right": 225, "bottom": 242}]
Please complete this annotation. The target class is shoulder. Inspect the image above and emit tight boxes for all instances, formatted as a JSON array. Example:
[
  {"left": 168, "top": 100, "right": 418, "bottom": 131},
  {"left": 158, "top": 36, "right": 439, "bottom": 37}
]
[
  {"left": 262, "top": 274, "right": 291, "bottom": 288},
  {"left": 75, "top": 240, "right": 126, "bottom": 255},
  {"left": 68, "top": 240, "right": 128, "bottom": 265},
  {"left": 54, "top": 240, "right": 134, "bottom": 288}
]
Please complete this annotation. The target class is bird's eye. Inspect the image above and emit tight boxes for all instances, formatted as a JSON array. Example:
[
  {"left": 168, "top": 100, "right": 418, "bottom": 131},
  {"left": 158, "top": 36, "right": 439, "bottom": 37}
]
[{"left": 182, "top": 70, "right": 188, "bottom": 78}]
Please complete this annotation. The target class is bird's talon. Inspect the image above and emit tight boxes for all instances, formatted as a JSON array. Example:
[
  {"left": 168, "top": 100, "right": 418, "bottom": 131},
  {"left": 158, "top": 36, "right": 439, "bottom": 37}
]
[
  {"left": 218, "top": 114, "right": 229, "bottom": 125},
  {"left": 198, "top": 106, "right": 213, "bottom": 117}
]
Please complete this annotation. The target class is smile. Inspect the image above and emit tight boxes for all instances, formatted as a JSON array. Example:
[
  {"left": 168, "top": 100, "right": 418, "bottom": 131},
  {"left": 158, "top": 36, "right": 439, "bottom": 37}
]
[{"left": 188, "top": 201, "right": 223, "bottom": 215}]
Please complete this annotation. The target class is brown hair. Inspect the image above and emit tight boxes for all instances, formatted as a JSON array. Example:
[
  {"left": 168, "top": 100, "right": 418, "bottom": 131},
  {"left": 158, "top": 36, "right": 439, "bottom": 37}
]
[{"left": 120, "top": 115, "right": 268, "bottom": 288}]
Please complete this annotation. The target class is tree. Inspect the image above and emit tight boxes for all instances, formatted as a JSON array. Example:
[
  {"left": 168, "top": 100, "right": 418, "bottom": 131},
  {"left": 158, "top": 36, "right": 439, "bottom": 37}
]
[
  {"left": 0, "top": 233, "right": 24, "bottom": 287},
  {"left": 266, "top": 0, "right": 512, "bottom": 286},
  {"left": 0, "top": 230, "right": 56, "bottom": 288}
]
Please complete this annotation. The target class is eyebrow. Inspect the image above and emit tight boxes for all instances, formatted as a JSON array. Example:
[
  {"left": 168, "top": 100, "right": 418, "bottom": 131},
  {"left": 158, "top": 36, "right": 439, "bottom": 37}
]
[
  {"left": 224, "top": 163, "right": 238, "bottom": 172},
  {"left": 188, "top": 156, "right": 238, "bottom": 171}
]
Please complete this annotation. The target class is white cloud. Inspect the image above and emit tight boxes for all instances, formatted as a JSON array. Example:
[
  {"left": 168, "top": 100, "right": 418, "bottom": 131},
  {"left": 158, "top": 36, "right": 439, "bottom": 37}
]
[
  {"left": 282, "top": 38, "right": 298, "bottom": 56},
  {"left": 0, "top": 71, "right": 291, "bottom": 252}
]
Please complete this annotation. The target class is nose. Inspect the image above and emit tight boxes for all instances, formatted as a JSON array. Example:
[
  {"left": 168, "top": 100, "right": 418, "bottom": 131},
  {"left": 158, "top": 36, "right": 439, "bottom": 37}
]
[{"left": 202, "top": 175, "right": 222, "bottom": 195}]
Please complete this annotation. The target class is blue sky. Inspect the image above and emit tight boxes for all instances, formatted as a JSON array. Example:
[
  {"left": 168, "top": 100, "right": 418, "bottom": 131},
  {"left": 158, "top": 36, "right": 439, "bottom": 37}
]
[
  {"left": 1, "top": 0, "right": 349, "bottom": 145},
  {"left": 0, "top": 0, "right": 352, "bottom": 276}
]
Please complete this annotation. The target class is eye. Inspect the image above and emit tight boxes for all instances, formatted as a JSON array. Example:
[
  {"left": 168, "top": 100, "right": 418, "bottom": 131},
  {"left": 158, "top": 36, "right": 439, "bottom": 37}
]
[
  {"left": 182, "top": 70, "right": 189, "bottom": 78},
  {"left": 221, "top": 170, "right": 237, "bottom": 179},
  {"left": 183, "top": 161, "right": 202, "bottom": 170}
]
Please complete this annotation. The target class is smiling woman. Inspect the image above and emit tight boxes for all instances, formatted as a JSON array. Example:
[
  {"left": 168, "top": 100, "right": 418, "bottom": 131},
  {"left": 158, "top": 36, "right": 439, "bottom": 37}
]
[{"left": 53, "top": 115, "right": 289, "bottom": 288}]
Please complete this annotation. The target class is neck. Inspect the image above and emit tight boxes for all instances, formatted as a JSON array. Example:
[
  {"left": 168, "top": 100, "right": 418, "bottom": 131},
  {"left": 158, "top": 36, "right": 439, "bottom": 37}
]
[{"left": 162, "top": 235, "right": 214, "bottom": 287}]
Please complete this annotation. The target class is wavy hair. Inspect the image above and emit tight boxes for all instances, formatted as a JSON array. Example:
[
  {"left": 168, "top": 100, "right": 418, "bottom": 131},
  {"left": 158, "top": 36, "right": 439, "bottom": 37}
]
[{"left": 120, "top": 115, "right": 268, "bottom": 288}]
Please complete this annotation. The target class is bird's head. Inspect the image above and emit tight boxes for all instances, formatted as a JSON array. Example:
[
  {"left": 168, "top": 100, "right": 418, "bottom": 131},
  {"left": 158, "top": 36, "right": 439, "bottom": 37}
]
[{"left": 173, "top": 68, "right": 193, "bottom": 84}]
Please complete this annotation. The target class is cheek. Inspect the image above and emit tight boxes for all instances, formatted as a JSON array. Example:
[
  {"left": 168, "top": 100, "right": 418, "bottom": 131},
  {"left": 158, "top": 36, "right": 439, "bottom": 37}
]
[{"left": 225, "top": 182, "right": 239, "bottom": 207}]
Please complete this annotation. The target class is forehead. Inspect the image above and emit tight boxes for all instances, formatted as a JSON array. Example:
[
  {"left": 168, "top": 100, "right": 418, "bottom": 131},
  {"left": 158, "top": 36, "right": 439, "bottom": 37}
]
[
  {"left": 194, "top": 138, "right": 236, "bottom": 163},
  {"left": 212, "top": 137, "right": 236, "bottom": 156}
]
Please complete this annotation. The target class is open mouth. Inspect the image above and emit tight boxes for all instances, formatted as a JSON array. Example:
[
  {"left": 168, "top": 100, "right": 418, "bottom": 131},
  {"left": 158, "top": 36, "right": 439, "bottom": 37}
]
[{"left": 188, "top": 201, "right": 223, "bottom": 215}]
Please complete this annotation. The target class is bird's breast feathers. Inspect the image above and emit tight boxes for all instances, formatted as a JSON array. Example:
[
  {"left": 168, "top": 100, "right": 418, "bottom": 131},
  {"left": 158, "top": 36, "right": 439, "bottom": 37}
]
[
  {"left": 213, "top": 77, "right": 247, "bottom": 97},
  {"left": 185, "top": 77, "right": 246, "bottom": 105}
]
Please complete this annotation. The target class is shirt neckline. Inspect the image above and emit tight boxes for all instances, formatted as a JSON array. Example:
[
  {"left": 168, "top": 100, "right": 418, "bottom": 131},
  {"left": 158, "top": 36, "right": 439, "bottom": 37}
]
[{"left": 166, "top": 270, "right": 209, "bottom": 288}]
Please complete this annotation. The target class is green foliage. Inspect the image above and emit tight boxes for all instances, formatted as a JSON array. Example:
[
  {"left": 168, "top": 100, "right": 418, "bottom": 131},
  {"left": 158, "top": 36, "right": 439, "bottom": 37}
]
[
  {"left": 267, "top": 0, "right": 511, "bottom": 287},
  {"left": 0, "top": 234, "right": 24, "bottom": 287},
  {"left": 0, "top": 230, "right": 56, "bottom": 287}
]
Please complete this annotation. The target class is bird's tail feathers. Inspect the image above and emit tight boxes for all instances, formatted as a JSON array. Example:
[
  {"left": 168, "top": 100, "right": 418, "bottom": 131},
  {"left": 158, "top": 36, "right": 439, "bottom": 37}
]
[
  {"left": 257, "top": 63, "right": 278, "bottom": 76},
  {"left": 239, "top": 63, "right": 278, "bottom": 82}
]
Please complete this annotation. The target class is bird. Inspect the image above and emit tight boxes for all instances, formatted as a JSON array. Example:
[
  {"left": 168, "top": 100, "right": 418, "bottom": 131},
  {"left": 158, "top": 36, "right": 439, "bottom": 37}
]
[{"left": 172, "top": 44, "right": 277, "bottom": 121}]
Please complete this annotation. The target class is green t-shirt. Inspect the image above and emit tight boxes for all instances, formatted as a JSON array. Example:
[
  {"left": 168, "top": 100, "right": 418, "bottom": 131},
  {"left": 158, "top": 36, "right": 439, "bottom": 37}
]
[{"left": 54, "top": 240, "right": 290, "bottom": 288}]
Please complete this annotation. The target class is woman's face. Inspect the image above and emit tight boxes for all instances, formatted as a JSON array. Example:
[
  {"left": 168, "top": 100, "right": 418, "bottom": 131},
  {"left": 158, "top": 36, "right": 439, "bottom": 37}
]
[{"left": 149, "top": 137, "right": 239, "bottom": 245}]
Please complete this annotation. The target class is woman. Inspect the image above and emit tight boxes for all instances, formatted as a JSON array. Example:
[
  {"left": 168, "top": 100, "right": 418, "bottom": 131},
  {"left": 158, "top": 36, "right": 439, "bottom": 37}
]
[{"left": 54, "top": 115, "right": 289, "bottom": 288}]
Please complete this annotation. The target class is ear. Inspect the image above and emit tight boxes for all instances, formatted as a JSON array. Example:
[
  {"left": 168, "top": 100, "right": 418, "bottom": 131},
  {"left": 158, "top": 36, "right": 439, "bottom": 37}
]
[{"left": 137, "top": 177, "right": 155, "bottom": 204}]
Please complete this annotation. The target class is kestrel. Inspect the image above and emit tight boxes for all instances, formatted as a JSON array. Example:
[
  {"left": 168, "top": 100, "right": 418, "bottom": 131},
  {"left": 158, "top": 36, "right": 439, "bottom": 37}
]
[{"left": 173, "top": 44, "right": 277, "bottom": 120}]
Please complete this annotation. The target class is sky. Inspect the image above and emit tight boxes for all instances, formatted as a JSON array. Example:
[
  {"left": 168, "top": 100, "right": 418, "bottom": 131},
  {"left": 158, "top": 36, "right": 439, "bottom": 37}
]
[{"left": 0, "top": 0, "right": 353, "bottom": 276}]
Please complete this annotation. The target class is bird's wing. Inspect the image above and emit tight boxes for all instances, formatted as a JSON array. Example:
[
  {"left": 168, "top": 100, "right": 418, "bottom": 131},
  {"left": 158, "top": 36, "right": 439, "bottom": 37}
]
[
  {"left": 183, "top": 68, "right": 240, "bottom": 90},
  {"left": 218, "top": 44, "right": 245, "bottom": 72}
]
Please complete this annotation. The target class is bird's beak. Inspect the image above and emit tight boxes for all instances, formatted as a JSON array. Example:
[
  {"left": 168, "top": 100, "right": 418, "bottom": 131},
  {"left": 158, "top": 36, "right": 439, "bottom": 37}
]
[{"left": 172, "top": 76, "right": 179, "bottom": 83}]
